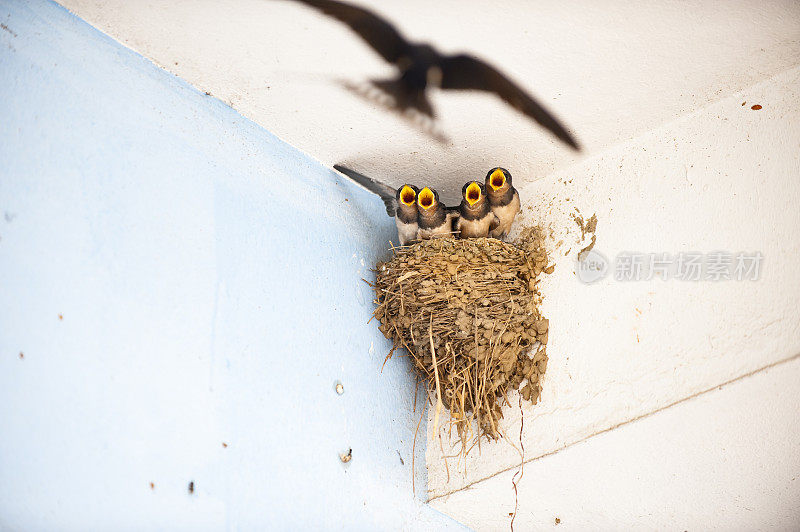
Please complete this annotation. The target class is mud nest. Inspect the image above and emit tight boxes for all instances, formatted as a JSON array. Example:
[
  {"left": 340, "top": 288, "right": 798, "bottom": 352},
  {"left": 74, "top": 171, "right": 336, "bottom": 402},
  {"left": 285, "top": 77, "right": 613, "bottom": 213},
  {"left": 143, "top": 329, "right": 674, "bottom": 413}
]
[{"left": 371, "top": 231, "right": 550, "bottom": 445}]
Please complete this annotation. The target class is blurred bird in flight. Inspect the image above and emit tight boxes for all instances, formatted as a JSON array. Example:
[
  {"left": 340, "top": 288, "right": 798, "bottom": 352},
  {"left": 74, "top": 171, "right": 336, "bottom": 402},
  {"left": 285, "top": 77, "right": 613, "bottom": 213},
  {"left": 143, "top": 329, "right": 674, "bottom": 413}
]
[{"left": 290, "top": 0, "right": 580, "bottom": 150}]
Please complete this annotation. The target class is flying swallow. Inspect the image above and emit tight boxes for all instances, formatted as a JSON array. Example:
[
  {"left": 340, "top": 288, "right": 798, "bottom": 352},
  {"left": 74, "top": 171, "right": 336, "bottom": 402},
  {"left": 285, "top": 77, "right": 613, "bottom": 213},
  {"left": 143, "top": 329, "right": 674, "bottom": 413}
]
[
  {"left": 455, "top": 181, "right": 500, "bottom": 239},
  {"left": 290, "top": 0, "right": 580, "bottom": 150},
  {"left": 416, "top": 187, "right": 458, "bottom": 240},
  {"left": 334, "top": 164, "right": 419, "bottom": 246},
  {"left": 484, "top": 167, "right": 520, "bottom": 240}
]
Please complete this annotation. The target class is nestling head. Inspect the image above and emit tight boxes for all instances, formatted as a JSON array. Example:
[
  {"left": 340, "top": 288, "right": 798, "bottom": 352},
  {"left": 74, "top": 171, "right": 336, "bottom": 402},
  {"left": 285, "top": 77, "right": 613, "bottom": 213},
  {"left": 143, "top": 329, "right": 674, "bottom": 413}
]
[
  {"left": 396, "top": 184, "right": 419, "bottom": 210},
  {"left": 462, "top": 181, "right": 486, "bottom": 208},
  {"left": 417, "top": 187, "right": 439, "bottom": 211},
  {"left": 485, "top": 167, "right": 512, "bottom": 192}
]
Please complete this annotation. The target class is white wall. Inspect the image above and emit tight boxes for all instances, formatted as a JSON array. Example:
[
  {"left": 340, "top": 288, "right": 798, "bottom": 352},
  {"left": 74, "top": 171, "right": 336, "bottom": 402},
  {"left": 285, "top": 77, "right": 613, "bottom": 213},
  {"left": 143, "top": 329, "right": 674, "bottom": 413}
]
[
  {"left": 435, "top": 356, "right": 800, "bottom": 530},
  {"left": 0, "top": 1, "right": 463, "bottom": 529},
  {"left": 56, "top": 0, "right": 800, "bottom": 199},
  {"left": 428, "top": 63, "right": 800, "bottom": 502}
]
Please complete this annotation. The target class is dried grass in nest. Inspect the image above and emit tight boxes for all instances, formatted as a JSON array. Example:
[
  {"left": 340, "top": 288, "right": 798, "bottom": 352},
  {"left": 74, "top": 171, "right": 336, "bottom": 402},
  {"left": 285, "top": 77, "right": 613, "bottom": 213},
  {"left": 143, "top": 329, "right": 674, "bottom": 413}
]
[{"left": 370, "top": 229, "right": 550, "bottom": 448}]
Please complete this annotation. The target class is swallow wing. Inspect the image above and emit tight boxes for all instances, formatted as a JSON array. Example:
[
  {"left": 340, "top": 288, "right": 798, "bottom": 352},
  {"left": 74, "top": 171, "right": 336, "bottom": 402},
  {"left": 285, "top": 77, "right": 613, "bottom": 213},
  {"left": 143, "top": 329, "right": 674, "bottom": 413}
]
[
  {"left": 439, "top": 54, "right": 579, "bottom": 150},
  {"left": 445, "top": 207, "right": 460, "bottom": 233},
  {"left": 489, "top": 213, "right": 500, "bottom": 232},
  {"left": 334, "top": 164, "right": 398, "bottom": 217},
  {"left": 292, "top": 0, "right": 409, "bottom": 64},
  {"left": 453, "top": 210, "right": 463, "bottom": 235}
]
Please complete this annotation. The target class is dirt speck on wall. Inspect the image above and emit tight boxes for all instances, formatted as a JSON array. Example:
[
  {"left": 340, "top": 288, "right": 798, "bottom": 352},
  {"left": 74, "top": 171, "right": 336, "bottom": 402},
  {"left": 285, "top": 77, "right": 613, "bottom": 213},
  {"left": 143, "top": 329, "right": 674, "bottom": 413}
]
[{"left": 571, "top": 212, "right": 598, "bottom": 242}]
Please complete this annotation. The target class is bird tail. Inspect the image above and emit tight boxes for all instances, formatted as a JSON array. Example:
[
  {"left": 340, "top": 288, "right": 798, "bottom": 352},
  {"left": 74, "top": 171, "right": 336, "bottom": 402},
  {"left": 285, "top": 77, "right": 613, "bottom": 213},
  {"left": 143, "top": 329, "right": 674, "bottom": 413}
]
[{"left": 333, "top": 164, "right": 397, "bottom": 217}]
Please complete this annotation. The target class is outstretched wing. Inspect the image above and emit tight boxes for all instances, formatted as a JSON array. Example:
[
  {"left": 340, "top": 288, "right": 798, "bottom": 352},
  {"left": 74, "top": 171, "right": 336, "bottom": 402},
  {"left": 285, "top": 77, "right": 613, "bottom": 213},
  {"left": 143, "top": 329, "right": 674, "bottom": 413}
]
[
  {"left": 292, "top": 0, "right": 410, "bottom": 64},
  {"left": 439, "top": 54, "right": 580, "bottom": 150},
  {"left": 334, "top": 164, "right": 398, "bottom": 217}
]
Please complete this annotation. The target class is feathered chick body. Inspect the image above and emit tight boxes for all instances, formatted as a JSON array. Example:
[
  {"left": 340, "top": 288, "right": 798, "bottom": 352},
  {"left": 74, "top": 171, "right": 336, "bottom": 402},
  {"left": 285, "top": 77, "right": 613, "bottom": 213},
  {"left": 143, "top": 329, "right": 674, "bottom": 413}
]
[
  {"left": 416, "top": 187, "right": 457, "bottom": 240},
  {"left": 485, "top": 167, "right": 520, "bottom": 239},
  {"left": 456, "top": 181, "right": 499, "bottom": 238},
  {"left": 393, "top": 184, "right": 419, "bottom": 245}
]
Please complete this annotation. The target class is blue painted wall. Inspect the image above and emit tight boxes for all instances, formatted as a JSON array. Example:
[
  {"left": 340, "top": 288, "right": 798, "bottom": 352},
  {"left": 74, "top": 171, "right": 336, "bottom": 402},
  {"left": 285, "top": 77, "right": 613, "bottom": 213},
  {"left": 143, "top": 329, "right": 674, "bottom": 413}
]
[{"left": 0, "top": 1, "right": 463, "bottom": 529}]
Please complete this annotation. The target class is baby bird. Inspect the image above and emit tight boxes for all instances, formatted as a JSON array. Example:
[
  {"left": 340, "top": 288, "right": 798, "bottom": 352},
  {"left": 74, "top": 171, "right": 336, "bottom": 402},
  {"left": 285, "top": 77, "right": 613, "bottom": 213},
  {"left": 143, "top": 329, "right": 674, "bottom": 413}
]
[
  {"left": 416, "top": 187, "right": 458, "bottom": 240},
  {"left": 484, "top": 167, "right": 520, "bottom": 239},
  {"left": 393, "top": 184, "right": 420, "bottom": 245},
  {"left": 456, "top": 181, "right": 499, "bottom": 238}
]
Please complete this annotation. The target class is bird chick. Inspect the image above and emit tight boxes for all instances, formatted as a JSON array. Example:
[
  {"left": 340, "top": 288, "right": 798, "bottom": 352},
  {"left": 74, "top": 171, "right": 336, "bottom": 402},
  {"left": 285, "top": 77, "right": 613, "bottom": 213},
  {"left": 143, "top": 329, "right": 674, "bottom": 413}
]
[
  {"left": 334, "top": 164, "right": 419, "bottom": 246},
  {"left": 484, "top": 167, "right": 520, "bottom": 240},
  {"left": 456, "top": 181, "right": 499, "bottom": 238},
  {"left": 394, "top": 184, "right": 420, "bottom": 245},
  {"left": 416, "top": 187, "right": 457, "bottom": 240}
]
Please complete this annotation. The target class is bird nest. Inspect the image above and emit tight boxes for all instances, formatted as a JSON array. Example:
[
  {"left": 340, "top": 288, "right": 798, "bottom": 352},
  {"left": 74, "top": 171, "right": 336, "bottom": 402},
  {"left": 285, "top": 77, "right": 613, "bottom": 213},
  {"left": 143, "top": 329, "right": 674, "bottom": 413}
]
[{"left": 371, "top": 229, "right": 550, "bottom": 446}]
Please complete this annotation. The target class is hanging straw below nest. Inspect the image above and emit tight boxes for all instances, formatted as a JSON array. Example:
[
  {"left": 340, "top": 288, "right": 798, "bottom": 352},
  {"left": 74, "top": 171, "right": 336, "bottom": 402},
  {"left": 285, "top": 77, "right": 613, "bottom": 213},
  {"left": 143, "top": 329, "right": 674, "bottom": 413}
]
[{"left": 370, "top": 230, "right": 550, "bottom": 446}]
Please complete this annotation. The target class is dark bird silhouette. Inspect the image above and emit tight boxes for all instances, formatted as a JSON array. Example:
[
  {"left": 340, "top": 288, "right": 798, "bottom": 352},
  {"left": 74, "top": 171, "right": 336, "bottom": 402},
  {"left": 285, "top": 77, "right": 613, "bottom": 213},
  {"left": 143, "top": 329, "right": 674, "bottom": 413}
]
[{"left": 290, "top": 0, "right": 580, "bottom": 150}]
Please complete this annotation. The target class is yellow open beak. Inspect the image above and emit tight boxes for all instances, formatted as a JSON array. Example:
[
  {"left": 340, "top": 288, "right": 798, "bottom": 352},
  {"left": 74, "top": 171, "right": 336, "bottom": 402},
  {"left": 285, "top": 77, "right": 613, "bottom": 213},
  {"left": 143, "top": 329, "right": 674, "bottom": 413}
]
[
  {"left": 465, "top": 182, "right": 481, "bottom": 206},
  {"left": 400, "top": 185, "right": 416, "bottom": 207},
  {"left": 418, "top": 187, "right": 435, "bottom": 210},
  {"left": 489, "top": 168, "right": 506, "bottom": 191}
]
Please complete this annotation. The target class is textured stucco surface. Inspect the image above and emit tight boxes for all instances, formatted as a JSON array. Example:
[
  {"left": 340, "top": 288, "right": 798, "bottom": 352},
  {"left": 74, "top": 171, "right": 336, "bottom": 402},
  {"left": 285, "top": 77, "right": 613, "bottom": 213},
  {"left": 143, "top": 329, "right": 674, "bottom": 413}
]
[{"left": 0, "top": 1, "right": 463, "bottom": 529}]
